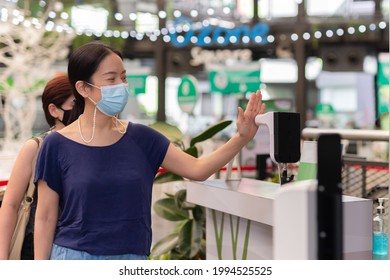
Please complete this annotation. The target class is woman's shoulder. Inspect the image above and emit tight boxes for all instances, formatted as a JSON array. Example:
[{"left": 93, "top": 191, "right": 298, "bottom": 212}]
[
  {"left": 126, "top": 122, "right": 165, "bottom": 137},
  {"left": 125, "top": 122, "right": 170, "bottom": 151},
  {"left": 20, "top": 137, "right": 41, "bottom": 157},
  {"left": 51, "top": 122, "right": 80, "bottom": 142},
  {"left": 39, "top": 130, "right": 68, "bottom": 149},
  {"left": 10, "top": 136, "right": 42, "bottom": 169}
]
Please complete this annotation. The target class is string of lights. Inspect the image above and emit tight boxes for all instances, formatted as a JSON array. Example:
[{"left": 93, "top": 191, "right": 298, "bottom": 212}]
[{"left": 0, "top": 4, "right": 388, "bottom": 46}]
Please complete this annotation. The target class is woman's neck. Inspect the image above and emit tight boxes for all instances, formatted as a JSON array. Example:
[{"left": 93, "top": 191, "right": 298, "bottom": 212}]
[
  {"left": 79, "top": 111, "right": 114, "bottom": 130},
  {"left": 51, "top": 122, "right": 66, "bottom": 131}
]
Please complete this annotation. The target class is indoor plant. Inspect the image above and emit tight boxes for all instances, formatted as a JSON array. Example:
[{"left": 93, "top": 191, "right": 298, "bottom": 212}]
[{"left": 149, "top": 119, "right": 232, "bottom": 259}]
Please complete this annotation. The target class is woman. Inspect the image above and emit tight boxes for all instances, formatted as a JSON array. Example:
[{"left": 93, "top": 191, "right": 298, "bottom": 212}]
[
  {"left": 34, "top": 41, "right": 265, "bottom": 260},
  {"left": 0, "top": 74, "right": 74, "bottom": 259}
]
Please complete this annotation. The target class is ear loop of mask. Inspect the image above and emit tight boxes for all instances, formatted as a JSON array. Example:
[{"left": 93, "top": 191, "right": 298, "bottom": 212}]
[
  {"left": 78, "top": 82, "right": 97, "bottom": 143},
  {"left": 57, "top": 106, "right": 71, "bottom": 125},
  {"left": 113, "top": 116, "right": 126, "bottom": 134},
  {"left": 85, "top": 82, "right": 100, "bottom": 107}
]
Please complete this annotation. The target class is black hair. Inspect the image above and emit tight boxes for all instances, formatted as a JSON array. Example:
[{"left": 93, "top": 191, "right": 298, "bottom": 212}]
[{"left": 67, "top": 41, "right": 123, "bottom": 123}]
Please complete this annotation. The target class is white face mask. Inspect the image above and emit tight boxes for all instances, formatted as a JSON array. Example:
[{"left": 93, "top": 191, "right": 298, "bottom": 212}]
[{"left": 87, "top": 82, "right": 129, "bottom": 116}]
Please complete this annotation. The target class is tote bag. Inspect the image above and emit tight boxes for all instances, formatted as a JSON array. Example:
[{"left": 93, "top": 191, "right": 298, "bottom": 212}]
[{"left": 8, "top": 136, "right": 42, "bottom": 260}]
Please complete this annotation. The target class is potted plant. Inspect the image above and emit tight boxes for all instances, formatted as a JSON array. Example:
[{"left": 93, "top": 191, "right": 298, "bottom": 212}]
[{"left": 149, "top": 119, "right": 232, "bottom": 259}]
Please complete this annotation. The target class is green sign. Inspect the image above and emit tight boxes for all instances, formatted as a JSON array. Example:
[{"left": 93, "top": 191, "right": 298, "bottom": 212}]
[
  {"left": 178, "top": 75, "right": 198, "bottom": 113},
  {"left": 208, "top": 66, "right": 260, "bottom": 94},
  {"left": 263, "top": 99, "right": 292, "bottom": 112},
  {"left": 377, "top": 60, "right": 389, "bottom": 86},
  {"left": 315, "top": 103, "right": 335, "bottom": 115},
  {"left": 126, "top": 74, "right": 147, "bottom": 95},
  {"left": 377, "top": 60, "right": 390, "bottom": 115},
  {"left": 378, "top": 85, "right": 389, "bottom": 115}
]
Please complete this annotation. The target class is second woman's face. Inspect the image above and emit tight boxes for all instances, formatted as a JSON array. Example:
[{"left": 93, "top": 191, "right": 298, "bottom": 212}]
[
  {"left": 57, "top": 95, "right": 75, "bottom": 124},
  {"left": 61, "top": 95, "right": 75, "bottom": 111}
]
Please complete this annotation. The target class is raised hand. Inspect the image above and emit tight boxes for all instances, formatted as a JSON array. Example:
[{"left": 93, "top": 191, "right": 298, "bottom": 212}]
[{"left": 236, "top": 90, "right": 266, "bottom": 141}]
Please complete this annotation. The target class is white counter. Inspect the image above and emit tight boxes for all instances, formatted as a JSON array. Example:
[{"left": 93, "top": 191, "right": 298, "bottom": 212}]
[
  {"left": 187, "top": 178, "right": 279, "bottom": 225},
  {"left": 187, "top": 178, "right": 372, "bottom": 260}
]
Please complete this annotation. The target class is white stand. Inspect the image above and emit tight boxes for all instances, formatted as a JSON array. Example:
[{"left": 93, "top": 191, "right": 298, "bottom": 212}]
[{"left": 187, "top": 178, "right": 373, "bottom": 259}]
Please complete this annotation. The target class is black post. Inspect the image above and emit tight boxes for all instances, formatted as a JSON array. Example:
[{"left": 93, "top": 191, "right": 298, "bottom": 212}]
[
  {"left": 317, "top": 134, "right": 343, "bottom": 260},
  {"left": 155, "top": 0, "right": 167, "bottom": 122}
]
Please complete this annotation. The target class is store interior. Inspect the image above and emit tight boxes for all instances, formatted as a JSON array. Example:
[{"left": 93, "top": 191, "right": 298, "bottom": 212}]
[{"left": 0, "top": 0, "right": 389, "bottom": 260}]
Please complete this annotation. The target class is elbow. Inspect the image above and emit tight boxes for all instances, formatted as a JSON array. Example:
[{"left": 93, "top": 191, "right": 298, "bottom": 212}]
[
  {"left": 35, "top": 206, "right": 58, "bottom": 227},
  {"left": 197, "top": 173, "right": 212, "bottom": 181},
  {"left": 190, "top": 162, "right": 218, "bottom": 181},
  {"left": 35, "top": 212, "right": 57, "bottom": 226},
  {"left": 189, "top": 176, "right": 208, "bottom": 182},
  {"left": 187, "top": 170, "right": 213, "bottom": 182},
  {"left": 174, "top": 161, "right": 215, "bottom": 182}
]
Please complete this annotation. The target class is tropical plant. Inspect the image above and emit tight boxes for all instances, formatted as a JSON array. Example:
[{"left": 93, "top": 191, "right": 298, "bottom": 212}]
[
  {"left": 150, "top": 188, "right": 205, "bottom": 260},
  {"left": 151, "top": 120, "right": 233, "bottom": 184},
  {"left": 149, "top": 119, "right": 233, "bottom": 260}
]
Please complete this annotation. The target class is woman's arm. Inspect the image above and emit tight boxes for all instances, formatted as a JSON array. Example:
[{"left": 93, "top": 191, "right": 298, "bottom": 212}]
[
  {"left": 0, "top": 139, "right": 39, "bottom": 259},
  {"left": 161, "top": 90, "right": 265, "bottom": 181},
  {"left": 34, "top": 180, "right": 59, "bottom": 260}
]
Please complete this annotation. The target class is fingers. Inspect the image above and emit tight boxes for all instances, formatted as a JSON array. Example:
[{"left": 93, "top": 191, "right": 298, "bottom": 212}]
[
  {"left": 245, "top": 93, "right": 255, "bottom": 113},
  {"left": 260, "top": 103, "right": 266, "bottom": 114},
  {"left": 254, "top": 90, "right": 262, "bottom": 114},
  {"left": 245, "top": 90, "right": 263, "bottom": 116},
  {"left": 237, "top": 106, "right": 244, "bottom": 120}
]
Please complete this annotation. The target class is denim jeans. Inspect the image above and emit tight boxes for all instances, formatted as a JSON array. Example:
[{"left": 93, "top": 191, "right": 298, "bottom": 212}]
[{"left": 50, "top": 244, "right": 147, "bottom": 260}]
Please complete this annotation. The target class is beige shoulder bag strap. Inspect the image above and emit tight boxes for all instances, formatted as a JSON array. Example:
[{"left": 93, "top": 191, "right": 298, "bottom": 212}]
[
  {"left": 8, "top": 136, "right": 43, "bottom": 260},
  {"left": 25, "top": 136, "right": 43, "bottom": 200}
]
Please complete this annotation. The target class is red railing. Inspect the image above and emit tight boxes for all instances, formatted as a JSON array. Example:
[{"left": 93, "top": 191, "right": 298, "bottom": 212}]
[
  {"left": 157, "top": 166, "right": 257, "bottom": 174},
  {"left": 1, "top": 164, "right": 385, "bottom": 186}
]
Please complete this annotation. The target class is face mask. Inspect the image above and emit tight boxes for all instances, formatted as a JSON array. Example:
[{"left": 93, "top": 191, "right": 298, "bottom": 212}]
[
  {"left": 59, "top": 107, "right": 72, "bottom": 125},
  {"left": 87, "top": 82, "right": 129, "bottom": 117}
]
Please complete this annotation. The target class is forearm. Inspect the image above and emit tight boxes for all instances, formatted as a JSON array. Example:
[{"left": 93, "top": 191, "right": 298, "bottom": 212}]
[
  {"left": 0, "top": 206, "right": 18, "bottom": 259},
  {"left": 192, "top": 132, "right": 248, "bottom": 180},
  {"left": 35, "top": 180, "right": 59, "bottom": 260},
  {"left": 34, "top": 217, "right": 57, "bottom": 260}
]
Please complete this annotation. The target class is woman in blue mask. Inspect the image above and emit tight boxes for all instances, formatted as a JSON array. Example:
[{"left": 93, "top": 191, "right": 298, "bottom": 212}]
[
  {"left": 0, "top": 74, "right": 74, "bottom": 259},
  {"left": 34, "top": 41, "right": 265, "bottom": 260}
]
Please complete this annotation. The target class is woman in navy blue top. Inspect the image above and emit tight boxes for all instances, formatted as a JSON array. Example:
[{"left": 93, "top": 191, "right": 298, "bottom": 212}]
[{"left": 34, "top": 41, "right": 265, "bottom": 260}]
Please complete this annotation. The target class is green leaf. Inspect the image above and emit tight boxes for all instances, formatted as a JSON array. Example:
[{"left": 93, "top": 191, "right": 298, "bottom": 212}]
[
  {"left": 149, "top": 121, "right": 183, "bottom": 143},
  {"left": 190, "top": 120, "right": 232, "bottom": 147},
  {"left": 154, "top": 171, "right": 184, "bottom": 183},
  {"left": 173, "top": 220, "right": 188, "bottom": 234},
  {"left": 192, "top": 205, "right": 205, "bottom": 223},
  {"left": 178, "top": 219, "right": 204, "bottom": 258},
  {"left": 163, "top": 192, "right": 175, "bottom": 198},
  {"left": 148, "top": 253, "right": 171, "bottom": 260},
  {"left": 174, "top": 189, "right": 196, "bottom": 209},
  {"left": 169, "top": 248, "right": 188, "bottom": 260},
  {"left": 177, "top": 220, "right": 192, "bottom": 258},
  {"left": 190, "top": 220, "right": 204, "bottom": 258},
  {"left": 184, "top": 146, "right": 198, "bottom": 157},
  {"left": 174, "top": 189, "right": 187, "bottom": 209},
  {"left": 153, "top": 198, "right": 189, "bottom": 221},
  {"left": 181, "top": 201, "right": 197, "bottom": 209},
  {"left": 150, "top": 233, "right": 179, "bottom": 258}
]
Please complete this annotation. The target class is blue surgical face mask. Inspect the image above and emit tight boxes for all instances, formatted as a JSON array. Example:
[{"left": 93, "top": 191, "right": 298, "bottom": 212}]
[{"left": 87, "top": 82, "right": 129, "bottom": 117}]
